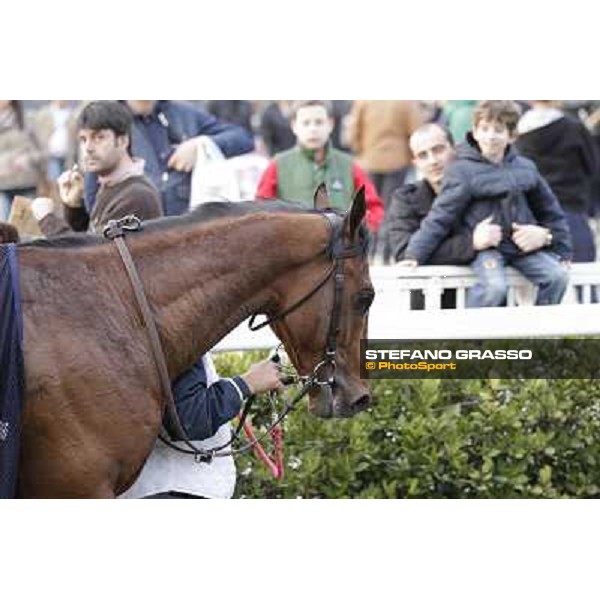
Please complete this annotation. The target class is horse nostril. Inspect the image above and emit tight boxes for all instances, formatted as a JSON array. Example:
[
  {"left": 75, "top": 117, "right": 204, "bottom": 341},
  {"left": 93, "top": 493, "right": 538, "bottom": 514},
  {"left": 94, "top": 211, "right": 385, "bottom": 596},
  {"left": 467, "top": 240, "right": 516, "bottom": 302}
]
[{"left": 353, "top": 394, "right": 371, "bottom": 413}]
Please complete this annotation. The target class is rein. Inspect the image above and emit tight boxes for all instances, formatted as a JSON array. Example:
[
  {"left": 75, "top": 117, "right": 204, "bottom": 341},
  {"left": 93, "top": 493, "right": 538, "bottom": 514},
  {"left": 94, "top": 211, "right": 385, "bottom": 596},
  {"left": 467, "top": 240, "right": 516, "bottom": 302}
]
[
  {"left": 103, "top": 211, "right": 365, "bottom": 465},
  {"left": 103, "top": 216, "right": 204, "bottom": 456}
]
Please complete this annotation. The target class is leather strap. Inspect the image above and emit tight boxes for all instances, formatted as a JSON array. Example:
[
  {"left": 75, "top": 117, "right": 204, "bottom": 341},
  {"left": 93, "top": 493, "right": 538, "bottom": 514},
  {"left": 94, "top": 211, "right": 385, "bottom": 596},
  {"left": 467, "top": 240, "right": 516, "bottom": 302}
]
[{"left": 104, "top": 218, "right": 205, "bottom": 456}]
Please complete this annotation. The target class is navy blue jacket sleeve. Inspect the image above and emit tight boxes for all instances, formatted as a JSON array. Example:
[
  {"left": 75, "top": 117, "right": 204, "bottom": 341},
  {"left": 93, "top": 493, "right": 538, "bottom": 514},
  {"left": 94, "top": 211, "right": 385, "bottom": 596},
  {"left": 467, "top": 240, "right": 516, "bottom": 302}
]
[
  {"left": 177, "top": 103, "right": 254, "bottom": 158},
  {"left": 166, "top": 357, "right": 251, "bottom": 441},
  {"left": 527, "top": 171, "right": 573, "bottom": 260},
  {"left": 387, "top": 185, "right": 475, "bottom": 265}
]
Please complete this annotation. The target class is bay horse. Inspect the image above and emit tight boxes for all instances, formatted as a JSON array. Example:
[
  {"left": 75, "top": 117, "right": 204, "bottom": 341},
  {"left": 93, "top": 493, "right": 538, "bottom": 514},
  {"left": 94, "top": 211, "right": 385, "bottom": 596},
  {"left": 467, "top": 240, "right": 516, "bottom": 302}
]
[{"left": 16, "top": 187, "right": 374, "bottom": 498}]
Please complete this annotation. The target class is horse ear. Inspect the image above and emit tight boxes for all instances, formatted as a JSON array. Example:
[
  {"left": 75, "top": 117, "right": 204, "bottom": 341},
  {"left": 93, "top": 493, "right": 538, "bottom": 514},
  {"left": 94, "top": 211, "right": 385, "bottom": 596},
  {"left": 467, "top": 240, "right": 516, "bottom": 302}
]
[
  {"left": 345, "top": 185, "right": 366, "bottom": 239},
  {"left": 313, "top": 183, "right": 330, "bottom": 210}
]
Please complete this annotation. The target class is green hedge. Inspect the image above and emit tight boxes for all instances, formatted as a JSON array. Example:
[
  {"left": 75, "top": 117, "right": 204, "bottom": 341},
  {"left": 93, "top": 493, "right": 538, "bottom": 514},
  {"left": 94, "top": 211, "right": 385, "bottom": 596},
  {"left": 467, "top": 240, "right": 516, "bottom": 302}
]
[{"left": 214, "top": 351, "right": 600, "bottom": 498}]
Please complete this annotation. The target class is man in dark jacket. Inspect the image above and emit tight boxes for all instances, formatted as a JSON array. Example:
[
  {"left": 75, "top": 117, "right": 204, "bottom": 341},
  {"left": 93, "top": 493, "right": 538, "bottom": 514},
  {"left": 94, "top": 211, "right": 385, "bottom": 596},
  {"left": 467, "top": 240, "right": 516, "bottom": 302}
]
[
  {"left": 516, "top": 101, "right": 599, "bottom": 263},
  {"left": 402, "top": 101, "right": 572, "bottom": 308},
  {"left": 389, "top": 123, "right": 504, "bottom": 309},
  {"left": 84, "top": 100, "right": 255, "bottom": 217}
]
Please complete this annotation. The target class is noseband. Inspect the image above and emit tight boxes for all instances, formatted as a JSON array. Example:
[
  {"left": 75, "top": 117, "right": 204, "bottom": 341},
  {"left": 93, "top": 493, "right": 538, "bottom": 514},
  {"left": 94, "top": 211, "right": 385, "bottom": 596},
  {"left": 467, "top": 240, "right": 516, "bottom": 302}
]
[{"left": 248, "top": 211, "right": 367, "bottom": 396}]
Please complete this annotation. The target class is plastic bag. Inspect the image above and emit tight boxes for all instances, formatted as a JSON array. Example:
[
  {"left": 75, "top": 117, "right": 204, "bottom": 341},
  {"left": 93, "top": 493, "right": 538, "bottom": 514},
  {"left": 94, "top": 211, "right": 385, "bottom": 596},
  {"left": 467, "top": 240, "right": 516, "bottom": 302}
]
[{"left": 189, "top": 137, "right": 241, "bottom": 208}]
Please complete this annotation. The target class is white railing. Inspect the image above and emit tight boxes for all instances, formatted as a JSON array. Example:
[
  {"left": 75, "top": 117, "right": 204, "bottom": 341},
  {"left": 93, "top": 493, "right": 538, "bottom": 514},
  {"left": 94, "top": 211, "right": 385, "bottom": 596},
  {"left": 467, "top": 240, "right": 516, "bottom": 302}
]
[
  {"left": 214, "top": 262, "right": 600, "bottom": 351},
  {"left": 370, "top": 263, "right": 600, "bottom": 310}
]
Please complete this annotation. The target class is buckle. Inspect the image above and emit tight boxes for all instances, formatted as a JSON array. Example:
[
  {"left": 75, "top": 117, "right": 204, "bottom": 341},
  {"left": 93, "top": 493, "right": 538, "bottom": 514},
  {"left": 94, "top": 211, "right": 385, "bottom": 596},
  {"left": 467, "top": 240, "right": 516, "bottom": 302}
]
[{"left": 103, "top": 215, "right": 143, "bottom": 240}]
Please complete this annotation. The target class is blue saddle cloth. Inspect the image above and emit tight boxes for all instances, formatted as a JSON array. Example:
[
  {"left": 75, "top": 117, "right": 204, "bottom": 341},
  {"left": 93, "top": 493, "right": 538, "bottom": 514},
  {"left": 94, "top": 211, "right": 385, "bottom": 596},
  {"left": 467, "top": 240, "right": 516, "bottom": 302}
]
[{"left": 0, "top": 243, "right": 24, "bottom": 499}]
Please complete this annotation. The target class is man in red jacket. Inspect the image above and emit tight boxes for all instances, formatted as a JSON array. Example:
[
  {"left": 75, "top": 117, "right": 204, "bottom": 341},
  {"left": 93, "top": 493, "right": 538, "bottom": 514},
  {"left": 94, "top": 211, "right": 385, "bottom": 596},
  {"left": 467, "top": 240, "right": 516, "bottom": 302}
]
[{"left": 255, "top": 100, "right": 383, "bottom": 233}]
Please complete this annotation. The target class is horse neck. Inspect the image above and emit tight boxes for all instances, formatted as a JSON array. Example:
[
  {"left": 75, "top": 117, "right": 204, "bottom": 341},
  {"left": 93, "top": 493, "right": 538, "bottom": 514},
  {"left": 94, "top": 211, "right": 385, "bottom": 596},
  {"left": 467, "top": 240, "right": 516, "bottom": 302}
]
[{"left": 131, "top": 212, "right": 330, "bottom": 378}]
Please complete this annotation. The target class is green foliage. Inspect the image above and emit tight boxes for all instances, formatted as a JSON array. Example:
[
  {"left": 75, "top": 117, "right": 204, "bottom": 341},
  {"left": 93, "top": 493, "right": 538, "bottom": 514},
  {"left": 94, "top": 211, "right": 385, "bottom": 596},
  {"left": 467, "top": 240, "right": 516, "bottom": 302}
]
[{"left": 215, "top": 352, "right": 600, "bottom": 498}]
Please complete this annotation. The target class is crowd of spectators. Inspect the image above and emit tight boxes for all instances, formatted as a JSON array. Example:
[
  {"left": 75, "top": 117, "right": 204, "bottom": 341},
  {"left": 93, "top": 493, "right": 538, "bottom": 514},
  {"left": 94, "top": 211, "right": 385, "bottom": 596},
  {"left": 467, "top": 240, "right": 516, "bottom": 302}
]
[{"left": 2, "top": 99, "right": 600, "bottom": 275}]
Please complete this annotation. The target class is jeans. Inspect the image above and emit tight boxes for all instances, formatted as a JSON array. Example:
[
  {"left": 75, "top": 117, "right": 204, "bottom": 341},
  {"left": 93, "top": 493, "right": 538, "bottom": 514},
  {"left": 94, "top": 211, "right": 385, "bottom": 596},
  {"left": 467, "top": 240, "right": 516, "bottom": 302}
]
[{"left": 467, "top": 249, "right": 569, "bottom": 308}]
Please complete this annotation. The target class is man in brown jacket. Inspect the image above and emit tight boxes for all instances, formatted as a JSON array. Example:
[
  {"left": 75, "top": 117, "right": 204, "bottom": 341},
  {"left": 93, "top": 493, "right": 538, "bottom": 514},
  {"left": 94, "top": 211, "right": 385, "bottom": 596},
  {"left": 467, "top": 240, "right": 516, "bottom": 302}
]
[
  {"left": 348, "top": 100, "right": 424, "bottom": 262},
  {"left": 31, "top": 101, "right": 162, "bottom": 236}
]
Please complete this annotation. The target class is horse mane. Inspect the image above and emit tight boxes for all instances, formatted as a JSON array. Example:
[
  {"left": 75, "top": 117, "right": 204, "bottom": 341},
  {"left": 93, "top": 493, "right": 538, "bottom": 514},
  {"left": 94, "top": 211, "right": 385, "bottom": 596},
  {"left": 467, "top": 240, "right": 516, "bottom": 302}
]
[
  {"left": 20, "top": 200, "right": 321, "bottom": 250},
  {"left": 142, "top": 199, "right": 310, "bottom": 233}
]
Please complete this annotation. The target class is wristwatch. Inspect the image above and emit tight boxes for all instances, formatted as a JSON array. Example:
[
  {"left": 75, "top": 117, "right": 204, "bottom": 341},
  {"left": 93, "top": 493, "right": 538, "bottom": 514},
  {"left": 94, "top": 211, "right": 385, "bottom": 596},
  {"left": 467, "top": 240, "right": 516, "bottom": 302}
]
[{"left": 545, "top": 230, "right": 553, "bottom": 247}]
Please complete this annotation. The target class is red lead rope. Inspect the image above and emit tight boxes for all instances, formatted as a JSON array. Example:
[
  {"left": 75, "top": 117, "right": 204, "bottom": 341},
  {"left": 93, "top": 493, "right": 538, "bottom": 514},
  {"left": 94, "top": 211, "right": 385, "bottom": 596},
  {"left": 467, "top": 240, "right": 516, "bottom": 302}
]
[{"left": 242, "top": 420, "right": 285, "bottom": 480}]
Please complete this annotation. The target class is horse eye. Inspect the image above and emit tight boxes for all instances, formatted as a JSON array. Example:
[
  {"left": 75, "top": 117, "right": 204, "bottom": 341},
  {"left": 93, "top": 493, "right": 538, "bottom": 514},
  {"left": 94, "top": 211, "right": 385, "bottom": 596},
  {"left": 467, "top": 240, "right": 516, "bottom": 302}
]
[{"left": 353, "top": 289, "right": 374, "bottom": 315}]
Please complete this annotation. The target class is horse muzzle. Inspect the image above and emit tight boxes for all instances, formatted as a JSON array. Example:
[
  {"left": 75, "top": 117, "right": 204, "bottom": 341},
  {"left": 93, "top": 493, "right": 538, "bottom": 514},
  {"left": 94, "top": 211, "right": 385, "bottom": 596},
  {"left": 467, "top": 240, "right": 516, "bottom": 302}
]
[{"left": 308, "top": 381, "right": 371, "bottom": 419}]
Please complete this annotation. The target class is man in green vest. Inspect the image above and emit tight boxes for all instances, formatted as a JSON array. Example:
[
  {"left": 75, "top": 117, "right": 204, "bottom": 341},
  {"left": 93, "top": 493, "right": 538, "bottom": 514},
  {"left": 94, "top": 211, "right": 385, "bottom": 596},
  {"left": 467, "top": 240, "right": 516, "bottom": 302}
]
[{"left": 256, "top": 100, "right": 384, "bottom": 233}]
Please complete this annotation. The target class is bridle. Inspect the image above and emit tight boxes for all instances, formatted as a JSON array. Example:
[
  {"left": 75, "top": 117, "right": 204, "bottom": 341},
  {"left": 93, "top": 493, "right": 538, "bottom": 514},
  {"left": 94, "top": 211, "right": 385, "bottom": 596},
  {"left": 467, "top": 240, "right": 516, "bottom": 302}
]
[
  {"left": 249, "top": 211, "right": 366, "bottom": 397},
  {"left": 103, "top": 210, "right": 366, "bottom": 463}
]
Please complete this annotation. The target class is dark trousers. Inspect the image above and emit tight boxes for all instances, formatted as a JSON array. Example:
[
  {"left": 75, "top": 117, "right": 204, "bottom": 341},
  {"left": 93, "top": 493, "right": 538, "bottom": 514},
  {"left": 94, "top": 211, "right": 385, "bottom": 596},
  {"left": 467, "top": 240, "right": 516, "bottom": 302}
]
[
  {"left": 565, "top": 211, "right": 596, "bottom": 263},
  {"left": 564, "top": 211, "right": 598, "bottom": 302}
]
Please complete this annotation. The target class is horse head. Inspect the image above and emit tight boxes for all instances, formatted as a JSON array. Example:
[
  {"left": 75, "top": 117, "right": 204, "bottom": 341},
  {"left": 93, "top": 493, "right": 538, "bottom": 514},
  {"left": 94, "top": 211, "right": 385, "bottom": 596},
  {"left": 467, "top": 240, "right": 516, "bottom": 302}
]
[{"left": 268, "top": 184, "right": 374, "bottom": 418}]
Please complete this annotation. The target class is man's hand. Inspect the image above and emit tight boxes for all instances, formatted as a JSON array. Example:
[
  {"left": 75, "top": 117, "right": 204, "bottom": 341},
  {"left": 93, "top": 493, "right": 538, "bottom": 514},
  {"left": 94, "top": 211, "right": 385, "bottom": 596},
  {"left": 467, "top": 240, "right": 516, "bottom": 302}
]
[
  {"left": 31, "top": 197, "right": 55, "bottom": 222},
  {"left": 511, "top": 223, "right": 549, "bottom": 253},
  {"left": 473, "top": 216, "right": 502, "bottom": 250},
  {"left": 397, "top": 259, "right": 418, "bottom": 269},
  {"left": 241, "top": 359, "right": 285, "bottom": 395},
  {"left": 57, "top": 166, "right": 84, "bottom": 208},
  {"left": 167, "top": 137, "right": 200, "bottom": 172}
]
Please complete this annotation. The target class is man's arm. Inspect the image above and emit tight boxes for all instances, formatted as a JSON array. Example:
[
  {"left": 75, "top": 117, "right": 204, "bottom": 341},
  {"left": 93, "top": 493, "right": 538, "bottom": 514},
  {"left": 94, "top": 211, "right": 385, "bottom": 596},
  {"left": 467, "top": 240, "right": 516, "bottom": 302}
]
[
  {"left": 386, "top": 186, "right": 424, "bottom": 262},
  {"left": 165, "top": 102, "right": 255, "bottom": 173},
  {"left": 37, "top": 210, "right": 78, "bottom": 237},
  {"left": 33, "top": 199, "right": 87, "bottom": 237},
  {"left": 428, "top": 229, "right": 476, "bottom": 265},
  {"left": 190, "top": 104, "right": 254, "bottom": 158},
  {"left": 34, "top": 167, "right": 89, "bottom": 236},
  {"left": 106, "top": 182, "right": 163, "bottom": 222},
  {"left": 404, "top": 165, "right": 472, "bottom": 264},
  {"left": 388, "top": 183, "right": 476, "bottom": 265},
  {"left": 166, "top": 356, "right": 282, "bottom": 442},
  {"left": 527, "top": 169, "right": 573, "bottom": 260},
  {"left": 167, "top": 358, "right": 248, "bottom": 441}
]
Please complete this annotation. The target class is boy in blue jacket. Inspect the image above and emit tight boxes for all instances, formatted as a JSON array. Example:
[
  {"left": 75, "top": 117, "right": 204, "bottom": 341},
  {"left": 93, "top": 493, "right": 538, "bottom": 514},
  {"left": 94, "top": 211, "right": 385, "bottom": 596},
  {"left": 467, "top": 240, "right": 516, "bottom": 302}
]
[{"left": 402, "top": 100, "right": 572, "bottom": 307}]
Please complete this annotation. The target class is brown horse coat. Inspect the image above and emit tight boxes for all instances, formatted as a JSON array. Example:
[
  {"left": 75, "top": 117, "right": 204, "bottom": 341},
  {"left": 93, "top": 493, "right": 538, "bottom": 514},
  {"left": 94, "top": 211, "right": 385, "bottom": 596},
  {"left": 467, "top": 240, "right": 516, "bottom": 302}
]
[{"left": 17, "top": 198, "right": 372, "bottom": 497}]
